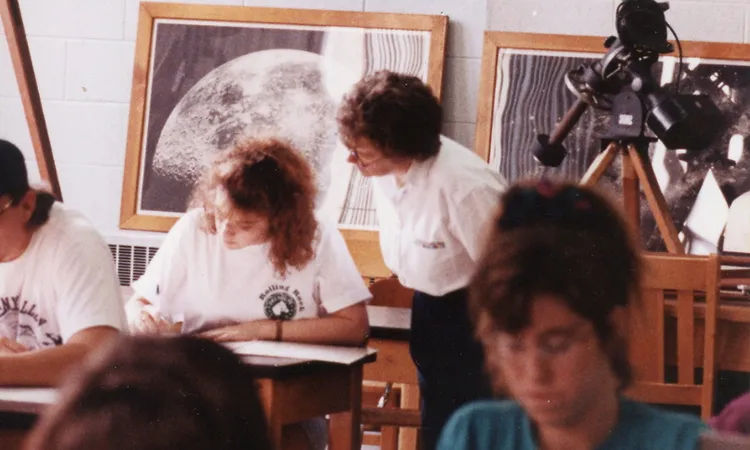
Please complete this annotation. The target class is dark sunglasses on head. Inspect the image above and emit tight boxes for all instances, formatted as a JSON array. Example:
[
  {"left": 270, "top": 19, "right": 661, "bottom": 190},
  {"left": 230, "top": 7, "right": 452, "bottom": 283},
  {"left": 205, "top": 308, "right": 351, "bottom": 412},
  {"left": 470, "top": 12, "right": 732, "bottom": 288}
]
[{"left": 497, "top": 180, "right": 600, "bottom": 232}]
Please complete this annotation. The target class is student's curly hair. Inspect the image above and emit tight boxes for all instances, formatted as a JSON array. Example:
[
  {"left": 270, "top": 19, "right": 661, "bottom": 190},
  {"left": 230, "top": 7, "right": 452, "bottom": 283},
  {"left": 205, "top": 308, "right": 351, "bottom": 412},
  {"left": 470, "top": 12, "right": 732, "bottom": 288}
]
[
  {"left": 25, "top": 335, "right": 271, "bottom": 450},
  {"left": 470, "top": 180, "right": 642, "bottom": 393},
  {"left": 336, "top": 70, "right": 443, "bottom": 160},
  {"left": 190, "top": 138, "right": 317, "bottom": 276}
]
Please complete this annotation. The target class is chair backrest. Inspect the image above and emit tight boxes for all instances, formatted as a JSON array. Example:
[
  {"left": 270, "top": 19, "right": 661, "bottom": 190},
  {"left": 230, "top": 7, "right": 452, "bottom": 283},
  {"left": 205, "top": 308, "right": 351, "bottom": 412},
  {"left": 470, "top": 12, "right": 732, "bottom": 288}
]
[
  {"left": 626, "top": 252, "right": 720, "bottom": 420},
  {"left": 368, "top": 278, "right": 414, "bottom": 309}
]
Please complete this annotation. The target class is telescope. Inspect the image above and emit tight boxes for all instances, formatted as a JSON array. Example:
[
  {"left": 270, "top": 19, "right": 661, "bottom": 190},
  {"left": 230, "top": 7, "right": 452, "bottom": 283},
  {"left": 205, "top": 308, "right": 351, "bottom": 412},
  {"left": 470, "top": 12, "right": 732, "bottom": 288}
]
[{"left": 531, "top": 0, "right": 724, "bottom": 167}]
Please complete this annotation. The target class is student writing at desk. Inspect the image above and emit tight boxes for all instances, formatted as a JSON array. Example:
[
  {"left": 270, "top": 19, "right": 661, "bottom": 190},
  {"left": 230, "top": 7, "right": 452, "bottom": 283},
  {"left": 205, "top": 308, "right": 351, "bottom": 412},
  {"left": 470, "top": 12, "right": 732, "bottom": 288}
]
[
  {"left": 125, "top": 138, "right": 371, "bottom": 450},
  {"left": 337, "top": 71, "right": 508, "bottom": 450},
  {"left": 0, "top": 140, "right": 125, "bottom": 387}
]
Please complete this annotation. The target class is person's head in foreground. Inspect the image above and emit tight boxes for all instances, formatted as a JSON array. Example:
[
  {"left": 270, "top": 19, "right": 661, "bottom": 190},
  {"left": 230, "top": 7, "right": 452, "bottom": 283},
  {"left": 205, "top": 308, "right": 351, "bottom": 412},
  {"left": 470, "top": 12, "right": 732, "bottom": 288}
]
[
  {"left": 336, "top": 70, "right": 443, "bottom": 177},
  {"left": 0, "top": 139, "right": 56, "bottom": 262},
  {"left": 190, "top": 137, "right": 317, "bottom": 275},
  {"left": 25, "top": 335, "right": 271, "bottom": 450},
  {"left": 437, "top": 180, "right": 709, "bottom": 450}
]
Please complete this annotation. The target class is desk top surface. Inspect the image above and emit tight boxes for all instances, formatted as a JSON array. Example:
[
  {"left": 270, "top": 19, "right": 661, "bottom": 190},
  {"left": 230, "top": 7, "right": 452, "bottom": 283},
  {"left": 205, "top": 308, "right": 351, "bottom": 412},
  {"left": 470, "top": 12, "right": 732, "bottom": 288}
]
[
  {"left": 367, "top": 305, "right": 411, "bottom": 341},
  {"left": 0, "top": 353, "right": 368, "bottom": 415}
]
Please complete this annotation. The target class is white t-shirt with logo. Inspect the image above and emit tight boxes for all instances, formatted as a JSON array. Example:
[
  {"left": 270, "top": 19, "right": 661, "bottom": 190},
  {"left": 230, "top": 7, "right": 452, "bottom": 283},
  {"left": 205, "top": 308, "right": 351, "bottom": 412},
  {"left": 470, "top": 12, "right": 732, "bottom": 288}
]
[
  {"left": 0, "top": 203, "right": 127, "bottom": 349},
  {"left": 132, "top": 209, "right": 371, "bottom": 334}
]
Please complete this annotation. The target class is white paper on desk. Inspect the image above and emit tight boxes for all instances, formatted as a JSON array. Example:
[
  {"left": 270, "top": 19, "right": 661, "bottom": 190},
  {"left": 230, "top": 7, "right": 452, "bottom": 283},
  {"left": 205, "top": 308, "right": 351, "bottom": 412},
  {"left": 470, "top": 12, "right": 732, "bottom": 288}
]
[
  {"left": 0, "top": 388, "right": 57, "bottom": 405},
  {"left": 224, "top": 341, "right": 375, "bottom": 365}
]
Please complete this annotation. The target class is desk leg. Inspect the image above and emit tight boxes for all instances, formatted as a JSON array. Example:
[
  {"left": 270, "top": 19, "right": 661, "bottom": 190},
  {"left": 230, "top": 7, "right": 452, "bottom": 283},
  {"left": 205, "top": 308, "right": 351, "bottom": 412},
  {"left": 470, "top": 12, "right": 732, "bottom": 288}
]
[
  {"left": 259, "top": 380, "right": 284, "bottom": 450},
  {"left": 399, "top": 383, "right": 420, "bottom": 450},
  {"left": 328, "top": 365, "right": 363, "bottom": 450}
]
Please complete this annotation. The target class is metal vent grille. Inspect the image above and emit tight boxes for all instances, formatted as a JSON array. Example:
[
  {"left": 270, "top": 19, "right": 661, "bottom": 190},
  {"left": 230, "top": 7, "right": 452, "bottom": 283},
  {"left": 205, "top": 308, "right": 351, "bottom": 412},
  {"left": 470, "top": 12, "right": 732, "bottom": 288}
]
[{"left": 108, "top": 244, "right": 159, "bottom": 286}]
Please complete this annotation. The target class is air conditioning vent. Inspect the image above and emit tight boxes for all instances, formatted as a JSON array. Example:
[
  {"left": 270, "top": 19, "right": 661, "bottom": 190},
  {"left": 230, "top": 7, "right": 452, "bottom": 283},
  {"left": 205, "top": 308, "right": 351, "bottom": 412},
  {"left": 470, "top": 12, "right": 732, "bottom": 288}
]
[{"left": 108, "top": 244, "right": 159, "bottom": 286}]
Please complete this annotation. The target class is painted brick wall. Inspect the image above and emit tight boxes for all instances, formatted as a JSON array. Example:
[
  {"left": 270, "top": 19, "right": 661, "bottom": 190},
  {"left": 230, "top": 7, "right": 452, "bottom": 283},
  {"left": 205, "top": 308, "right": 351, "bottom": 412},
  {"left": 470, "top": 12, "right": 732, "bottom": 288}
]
[{"left": 0, "top": 0, "right": 745, "bottom": 240}]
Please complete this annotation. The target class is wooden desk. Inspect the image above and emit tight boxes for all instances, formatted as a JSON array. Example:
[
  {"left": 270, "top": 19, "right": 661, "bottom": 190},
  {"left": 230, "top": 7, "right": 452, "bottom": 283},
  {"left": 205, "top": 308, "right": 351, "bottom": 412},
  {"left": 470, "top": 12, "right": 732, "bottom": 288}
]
[
  {"left": 0, "top": 354, "right": 374, "bottom": 450},
  {"left": 366, "top": 305, "right": 420, "bottom": 450},
  {"left": 367, "top": 306, "right": 413, "bottom": 384}
]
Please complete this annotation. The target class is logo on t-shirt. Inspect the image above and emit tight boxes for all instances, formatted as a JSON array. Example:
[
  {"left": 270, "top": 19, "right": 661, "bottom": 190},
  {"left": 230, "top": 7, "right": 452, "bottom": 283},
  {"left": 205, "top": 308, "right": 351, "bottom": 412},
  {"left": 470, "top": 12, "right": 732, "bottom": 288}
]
[
  {"left": 259, "top": 285, "right": 304, "bottom": 320},
  {"left": 0, "top": 295, "right": 62, "bottom": 348}
]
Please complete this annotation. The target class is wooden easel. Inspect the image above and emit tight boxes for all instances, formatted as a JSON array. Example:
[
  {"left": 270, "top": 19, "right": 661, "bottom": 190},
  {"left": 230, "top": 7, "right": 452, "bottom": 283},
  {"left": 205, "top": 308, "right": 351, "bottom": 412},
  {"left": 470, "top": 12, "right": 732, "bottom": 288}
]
[
  {"left": 581, "top": 141, "right": 685, "bottom": 254},
  {"left": 0, "top": 0, "right": 62, "bottom": 200}
]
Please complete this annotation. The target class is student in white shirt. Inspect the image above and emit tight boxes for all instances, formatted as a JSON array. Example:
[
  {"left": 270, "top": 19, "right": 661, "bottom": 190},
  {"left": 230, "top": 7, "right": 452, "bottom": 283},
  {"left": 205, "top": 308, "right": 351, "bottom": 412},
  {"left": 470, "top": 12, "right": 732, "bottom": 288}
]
[
  {"left": 0, "top": 139, "right": 126, "bottom": 388},
  {"left": 126, "top": 137, "right": 371, "bottom": 450},
  {"left": 336, "top": 70, "right": 508, "bottom": 450}
]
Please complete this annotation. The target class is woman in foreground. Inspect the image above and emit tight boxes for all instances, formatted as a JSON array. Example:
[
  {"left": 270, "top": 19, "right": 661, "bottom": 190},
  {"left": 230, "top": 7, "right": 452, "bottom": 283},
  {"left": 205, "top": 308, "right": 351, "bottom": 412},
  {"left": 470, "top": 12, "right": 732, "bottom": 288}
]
[
  {"left": 25, "top": 335, "right": 271, "bottom": 450},
  {"left": 438, "top": 181, "right": 708, "bottom": 450}
]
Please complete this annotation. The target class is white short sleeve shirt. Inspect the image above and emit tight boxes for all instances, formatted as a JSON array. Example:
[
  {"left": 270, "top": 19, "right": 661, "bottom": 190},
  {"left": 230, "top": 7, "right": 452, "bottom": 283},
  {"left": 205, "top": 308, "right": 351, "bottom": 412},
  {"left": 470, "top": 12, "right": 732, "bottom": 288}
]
[
  {"left": 372, "top": 136, "right": 508, "bottom": 296},
  {"left": 0, "top": 203, "right": 127, "bottom": 349},
  {"left": 132, "top": 209, "right": 371, "bottom": 334}
]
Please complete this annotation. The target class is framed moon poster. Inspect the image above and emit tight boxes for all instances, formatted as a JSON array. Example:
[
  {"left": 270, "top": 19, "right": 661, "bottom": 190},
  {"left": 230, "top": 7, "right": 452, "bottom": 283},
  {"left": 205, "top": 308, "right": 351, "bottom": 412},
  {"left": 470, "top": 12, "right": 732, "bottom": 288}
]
[
  {"left": 119, "top": 2, "right": 447, "bottom": 274},
  {"left": 475, "top": 31, "right": 750, "bottom": 254}
]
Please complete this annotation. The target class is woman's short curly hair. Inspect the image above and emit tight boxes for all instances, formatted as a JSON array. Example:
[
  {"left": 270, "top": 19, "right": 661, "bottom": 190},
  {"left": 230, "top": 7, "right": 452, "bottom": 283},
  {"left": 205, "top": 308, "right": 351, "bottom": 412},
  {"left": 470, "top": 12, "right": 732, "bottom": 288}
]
[
  {"left": 189, "top": 138, "right": 318, "bottom": 276},
  {"left": 336, "top": 70, "right": 443, "bottom": 160},
  {"left": 470, "top": 180, "right": 642, "bottom": 394}
]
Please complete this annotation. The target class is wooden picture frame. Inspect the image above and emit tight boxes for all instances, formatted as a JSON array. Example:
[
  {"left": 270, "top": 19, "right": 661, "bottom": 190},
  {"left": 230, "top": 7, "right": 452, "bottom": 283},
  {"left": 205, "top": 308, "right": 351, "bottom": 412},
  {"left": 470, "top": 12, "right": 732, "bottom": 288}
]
[
  {"left": 120, "top": 2, "right": 447, "bottom": 277},
  {"left": 475, "top": 31, "right": 750, "bottom": 254}
]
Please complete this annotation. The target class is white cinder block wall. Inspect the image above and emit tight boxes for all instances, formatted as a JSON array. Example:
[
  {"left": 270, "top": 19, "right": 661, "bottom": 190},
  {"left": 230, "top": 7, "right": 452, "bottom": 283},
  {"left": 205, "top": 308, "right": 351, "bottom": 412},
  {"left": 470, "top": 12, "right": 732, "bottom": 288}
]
[{"left": 0, "top": 0, "right": 747, "bottom": 241}]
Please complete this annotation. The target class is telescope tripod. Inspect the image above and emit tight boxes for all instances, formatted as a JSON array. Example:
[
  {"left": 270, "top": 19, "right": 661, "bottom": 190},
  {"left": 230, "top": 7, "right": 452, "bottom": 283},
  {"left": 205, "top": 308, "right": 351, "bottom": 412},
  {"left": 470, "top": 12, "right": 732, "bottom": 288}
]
[{"left": 581, "top": 141, "right": 685, "bottom": 254}]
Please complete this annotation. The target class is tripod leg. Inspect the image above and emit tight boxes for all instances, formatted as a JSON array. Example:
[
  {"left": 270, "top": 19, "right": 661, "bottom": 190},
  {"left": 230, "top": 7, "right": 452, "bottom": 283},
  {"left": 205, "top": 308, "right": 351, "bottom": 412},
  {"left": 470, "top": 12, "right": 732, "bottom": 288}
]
[
  {"left": 626, "top": 145, "right": 685, "bottom": 254},
  {"left": 581, "top": 142, "right": 618, "bottom": 186},
  {"left": 622, "top": 149, "right": 640, "bottom": 231}
]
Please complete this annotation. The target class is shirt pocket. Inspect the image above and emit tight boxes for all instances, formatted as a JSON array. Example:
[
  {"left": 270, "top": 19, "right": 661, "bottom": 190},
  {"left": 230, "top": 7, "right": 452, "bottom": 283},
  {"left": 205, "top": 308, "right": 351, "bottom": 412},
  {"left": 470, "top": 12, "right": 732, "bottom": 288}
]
[{"left": 409, "top": 226, "right": 450, "bottom": 254}]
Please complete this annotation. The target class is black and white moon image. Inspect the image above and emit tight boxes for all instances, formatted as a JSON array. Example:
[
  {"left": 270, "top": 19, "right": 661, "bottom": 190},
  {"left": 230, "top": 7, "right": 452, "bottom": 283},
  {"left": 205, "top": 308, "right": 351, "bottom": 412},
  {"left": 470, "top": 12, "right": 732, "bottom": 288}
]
[
  {"left": 152, "top": 48, "right": 344, "bottom": 209},
  {"left": 135, "top": 20, "right": 431, "bottom": 229}
]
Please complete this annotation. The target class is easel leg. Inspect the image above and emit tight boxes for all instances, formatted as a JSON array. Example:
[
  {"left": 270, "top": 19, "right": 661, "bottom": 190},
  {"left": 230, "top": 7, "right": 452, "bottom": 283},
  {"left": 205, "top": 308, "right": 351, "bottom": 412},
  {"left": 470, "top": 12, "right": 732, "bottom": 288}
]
[{"left": 0, "top": 0, "right": 62, "bottom": 200}]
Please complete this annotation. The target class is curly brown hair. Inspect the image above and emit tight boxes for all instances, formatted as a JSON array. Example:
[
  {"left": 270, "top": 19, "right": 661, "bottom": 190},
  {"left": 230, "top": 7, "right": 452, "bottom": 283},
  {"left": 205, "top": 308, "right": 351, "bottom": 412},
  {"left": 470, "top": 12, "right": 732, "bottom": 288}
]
[
  {"left": 190, "top": 138, "right": 318, "bottom": 276},
  {"left": 336, "top": 70, "right": 442, "bottom": 160},
  {"left": 470, "top": 180, "right": 642, "bottom": 394}
]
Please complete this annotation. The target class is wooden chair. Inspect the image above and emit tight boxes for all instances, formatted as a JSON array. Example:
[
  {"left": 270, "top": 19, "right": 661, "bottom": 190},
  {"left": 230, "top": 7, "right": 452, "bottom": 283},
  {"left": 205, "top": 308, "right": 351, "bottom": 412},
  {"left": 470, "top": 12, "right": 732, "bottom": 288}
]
[
  {"left": 361, "top": 277, "right": 421, "bottom": 450},
  {"left": 625, "top": 253, "right": 720, "bottom": 420}
]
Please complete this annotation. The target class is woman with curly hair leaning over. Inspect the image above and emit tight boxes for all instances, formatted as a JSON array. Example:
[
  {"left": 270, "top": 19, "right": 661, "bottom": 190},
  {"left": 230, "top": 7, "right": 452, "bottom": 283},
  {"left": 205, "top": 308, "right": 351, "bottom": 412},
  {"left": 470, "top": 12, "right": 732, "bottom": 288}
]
[
  {"left": 125, "top": 138, "right": 371, "bottom": 450},
  {"left": 438, "top": 180, "right": 709, "bottom": 450}
]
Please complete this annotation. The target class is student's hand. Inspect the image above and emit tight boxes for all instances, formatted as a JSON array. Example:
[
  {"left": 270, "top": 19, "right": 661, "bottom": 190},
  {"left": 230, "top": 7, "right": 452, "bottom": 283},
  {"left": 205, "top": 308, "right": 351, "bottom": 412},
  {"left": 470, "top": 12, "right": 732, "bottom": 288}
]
[
  {"left": 199, "top": 322, "right": 263, "bottom": 343},
  {"left": 130, "top": 307, "right": 183, "bottom": 335},
  {"left": 0, "top": 337, "right": 30, "bottom": 354}
]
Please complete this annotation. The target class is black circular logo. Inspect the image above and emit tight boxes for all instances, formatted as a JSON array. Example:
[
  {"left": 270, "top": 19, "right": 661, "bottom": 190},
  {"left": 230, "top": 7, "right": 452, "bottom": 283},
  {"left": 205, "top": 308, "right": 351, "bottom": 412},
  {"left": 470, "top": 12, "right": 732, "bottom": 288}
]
[{"left": 263, "top": 292, "right": 297, "bottom": 320}]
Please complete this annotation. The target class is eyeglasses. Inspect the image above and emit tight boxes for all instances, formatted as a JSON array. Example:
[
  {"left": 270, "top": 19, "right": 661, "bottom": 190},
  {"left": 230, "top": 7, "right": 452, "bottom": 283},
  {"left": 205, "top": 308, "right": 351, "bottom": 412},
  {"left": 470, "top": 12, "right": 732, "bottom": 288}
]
[
  {"left": 349, "top": 150, "right": 385, "bottom": 168},
  {"left": 492, "top": 324, "right": 593, "bottom": 360}
]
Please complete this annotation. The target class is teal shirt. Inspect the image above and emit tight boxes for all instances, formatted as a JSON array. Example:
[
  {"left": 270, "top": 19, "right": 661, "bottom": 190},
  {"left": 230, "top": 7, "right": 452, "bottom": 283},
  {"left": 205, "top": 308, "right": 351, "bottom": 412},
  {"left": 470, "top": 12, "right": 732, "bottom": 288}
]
[{"left": 437, "top": 398, "right": 707, "bottom": 450}]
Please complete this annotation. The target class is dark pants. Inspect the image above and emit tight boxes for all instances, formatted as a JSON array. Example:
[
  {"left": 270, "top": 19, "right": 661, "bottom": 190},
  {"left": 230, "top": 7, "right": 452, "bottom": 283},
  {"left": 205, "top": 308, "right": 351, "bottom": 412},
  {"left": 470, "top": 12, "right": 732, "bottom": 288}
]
[{"left": 409, "top": 289, "right": 493, "bottom": 450}]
